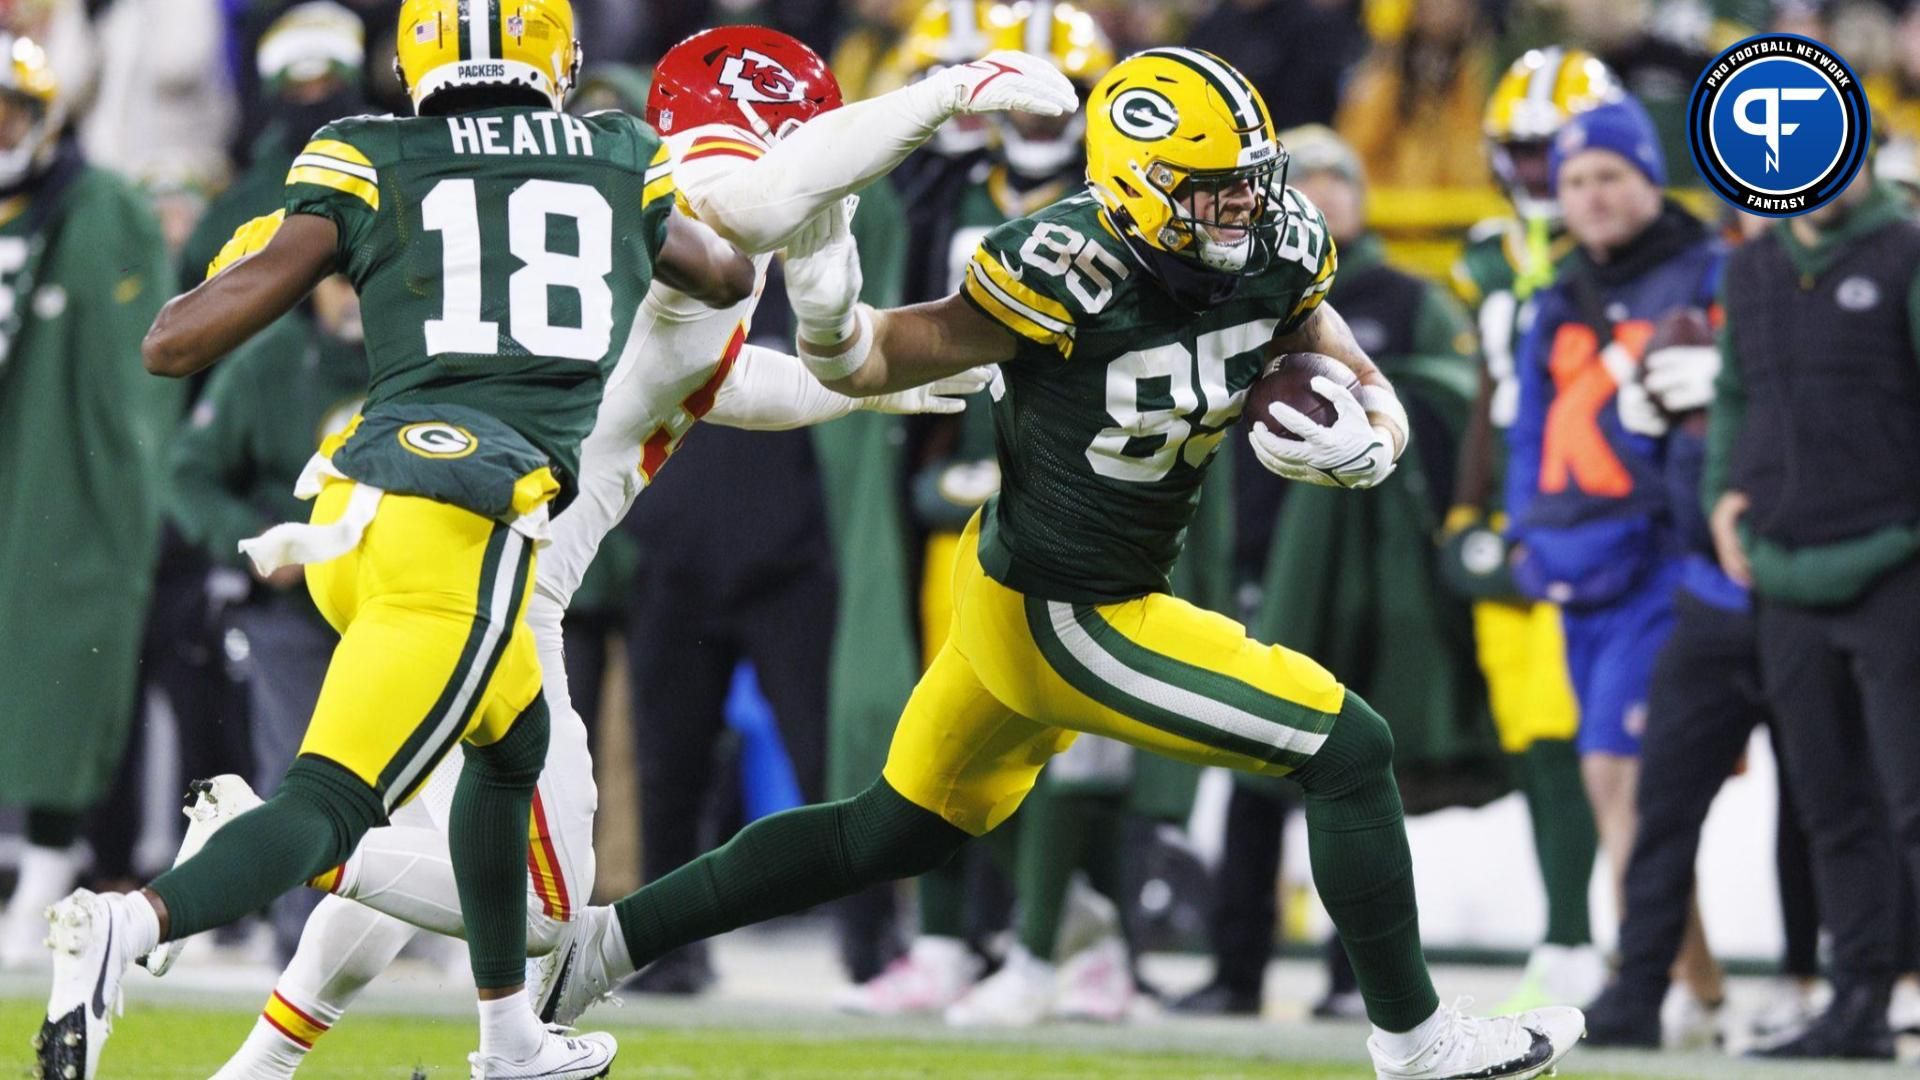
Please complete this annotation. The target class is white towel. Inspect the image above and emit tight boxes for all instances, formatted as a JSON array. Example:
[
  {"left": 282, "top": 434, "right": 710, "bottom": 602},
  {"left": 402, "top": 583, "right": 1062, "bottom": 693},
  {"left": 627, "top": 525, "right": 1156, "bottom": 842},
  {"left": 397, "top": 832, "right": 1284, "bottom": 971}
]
[
  {"left": 235, "top": 451, "right": 554, "bottom": 576},
  {"left": 238, "top": 479, "right": 384, "bottom": 576}
]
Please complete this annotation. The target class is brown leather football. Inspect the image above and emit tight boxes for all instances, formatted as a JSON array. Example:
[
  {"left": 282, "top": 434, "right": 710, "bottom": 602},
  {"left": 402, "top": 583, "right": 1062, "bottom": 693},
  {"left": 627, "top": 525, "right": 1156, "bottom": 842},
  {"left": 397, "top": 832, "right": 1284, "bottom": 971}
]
[
  {"left": 1245, "top": 352, "right": 1360, "bottom": 441},
  {"left": 1645, "top": 307, "right": 1715, "bottom": 434},
  {"left": 1647, "top": 306, "right": 1714, "bottom": 353}
]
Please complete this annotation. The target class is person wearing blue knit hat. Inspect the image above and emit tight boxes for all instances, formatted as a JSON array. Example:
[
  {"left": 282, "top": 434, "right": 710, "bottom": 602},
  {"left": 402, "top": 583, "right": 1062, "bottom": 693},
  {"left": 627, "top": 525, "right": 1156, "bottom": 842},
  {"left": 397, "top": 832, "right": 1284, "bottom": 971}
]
[
  {"left": 1549, "top": 95, "right": 1667, "bottom": 192},
  {"left": 1503, "top": 89, "right": 1735, "bottom": 1045}
]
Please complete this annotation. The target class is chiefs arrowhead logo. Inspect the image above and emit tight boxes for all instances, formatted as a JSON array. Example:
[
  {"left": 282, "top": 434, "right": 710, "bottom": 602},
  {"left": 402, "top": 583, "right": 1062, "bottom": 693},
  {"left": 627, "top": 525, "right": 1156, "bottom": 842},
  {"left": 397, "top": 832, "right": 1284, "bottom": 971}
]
[{"left": 717, "top": 49, "right": 803, "bottom": 105}]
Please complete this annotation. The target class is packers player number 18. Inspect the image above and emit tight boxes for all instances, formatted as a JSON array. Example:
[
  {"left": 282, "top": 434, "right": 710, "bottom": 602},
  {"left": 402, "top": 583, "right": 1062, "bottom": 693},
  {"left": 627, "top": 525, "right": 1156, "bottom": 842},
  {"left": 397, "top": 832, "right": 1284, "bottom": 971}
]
[
  {"left": 1008, "top": 213, "right": 1326, "bottom": 484},
  {"left": 421, "top": 177, "right": 615, "bottom": 362}
]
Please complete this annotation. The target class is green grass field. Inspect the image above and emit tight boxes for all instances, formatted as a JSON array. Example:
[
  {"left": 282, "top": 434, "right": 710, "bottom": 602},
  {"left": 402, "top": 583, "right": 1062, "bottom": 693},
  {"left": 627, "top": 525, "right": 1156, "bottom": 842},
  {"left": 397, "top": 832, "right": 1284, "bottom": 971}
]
[
  {"left": 10, "top": 994, "right": 1918, "bottom": 1079},
  {"left": 0, "top": 998, "right": 1397, "bottom": 1079}
]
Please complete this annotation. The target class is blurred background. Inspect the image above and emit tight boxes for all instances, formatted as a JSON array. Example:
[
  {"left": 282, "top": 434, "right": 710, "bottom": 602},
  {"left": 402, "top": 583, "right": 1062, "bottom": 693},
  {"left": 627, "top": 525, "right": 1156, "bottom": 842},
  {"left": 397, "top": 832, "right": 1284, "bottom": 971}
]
[{"left": 6, "top": 0, "right": 1920, "bottom": 1064}]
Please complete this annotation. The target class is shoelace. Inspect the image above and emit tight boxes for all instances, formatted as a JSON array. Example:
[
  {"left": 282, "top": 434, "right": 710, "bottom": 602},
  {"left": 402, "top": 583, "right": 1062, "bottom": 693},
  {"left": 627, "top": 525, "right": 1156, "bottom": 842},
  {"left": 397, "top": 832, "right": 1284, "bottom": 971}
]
[{"left": 1420, "top": 998, "right": 1536, "bottom": 1069}]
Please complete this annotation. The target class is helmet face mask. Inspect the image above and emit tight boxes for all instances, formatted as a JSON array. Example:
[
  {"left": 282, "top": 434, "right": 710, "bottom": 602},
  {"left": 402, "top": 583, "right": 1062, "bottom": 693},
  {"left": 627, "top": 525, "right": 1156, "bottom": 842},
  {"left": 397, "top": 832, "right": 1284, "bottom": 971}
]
[{"left": 1151, "top": 152, "right": 1287, "bottom": 274}]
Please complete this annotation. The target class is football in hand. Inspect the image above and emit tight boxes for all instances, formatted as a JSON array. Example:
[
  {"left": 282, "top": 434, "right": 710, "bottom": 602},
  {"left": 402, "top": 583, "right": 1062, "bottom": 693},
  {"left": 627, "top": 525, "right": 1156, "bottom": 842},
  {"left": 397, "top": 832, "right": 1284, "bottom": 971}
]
[
  {"left": 1245, "top": 352, "right": 1360, "bottom": 441},
  {"left": 1646, "top": 306, "right": 1715, "bottom": 434}
]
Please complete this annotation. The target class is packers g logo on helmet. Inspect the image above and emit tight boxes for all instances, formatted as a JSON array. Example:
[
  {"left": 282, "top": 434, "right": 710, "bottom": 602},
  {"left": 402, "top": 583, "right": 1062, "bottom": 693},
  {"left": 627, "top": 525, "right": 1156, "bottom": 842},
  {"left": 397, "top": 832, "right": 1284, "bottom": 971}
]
[
  {"left": 1109, "top": 88, "right": 1177, "bottom": 140},
  {"left": 1085, "top": 48, "right": 1285, "bottom": 275},
  {"left": 394, "top": 0, "right": 581, "bottom": 114}
]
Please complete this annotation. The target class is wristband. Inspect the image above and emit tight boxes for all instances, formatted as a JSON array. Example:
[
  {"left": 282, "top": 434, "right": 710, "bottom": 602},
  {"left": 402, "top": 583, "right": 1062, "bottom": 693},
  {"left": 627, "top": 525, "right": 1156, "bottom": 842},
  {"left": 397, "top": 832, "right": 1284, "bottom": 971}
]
[
  {"left": 1356, "top": 383, "right": 1410, "bottom": 460},
  {"left": 796, "top": 305, "right": 860, "bottom": 348},
  {"left": 798, "top": 305, "right": 873, "bottom": 382}
]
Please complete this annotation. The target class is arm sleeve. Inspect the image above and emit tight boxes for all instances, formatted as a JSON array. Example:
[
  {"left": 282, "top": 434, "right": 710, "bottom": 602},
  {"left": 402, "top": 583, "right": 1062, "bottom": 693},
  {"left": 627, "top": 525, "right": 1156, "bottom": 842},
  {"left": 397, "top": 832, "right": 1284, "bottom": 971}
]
[
  {"left": 677, "top": 79, "right": 965, "bottom": 253},
  {"left": 1502, "top": 295, "right": 1556, "bottom": 535},
  {"left": 282, "top": 121, "right": 380, "bottom": 265},
  {"left": 1701, "top": 288, "right": 1747, "bottom": 517},
  {"left": 705, "top": 344, "right": 864, "bottom": 431},
  {"left": 167, "top": 361, "right": 268, "bottom": 567}
]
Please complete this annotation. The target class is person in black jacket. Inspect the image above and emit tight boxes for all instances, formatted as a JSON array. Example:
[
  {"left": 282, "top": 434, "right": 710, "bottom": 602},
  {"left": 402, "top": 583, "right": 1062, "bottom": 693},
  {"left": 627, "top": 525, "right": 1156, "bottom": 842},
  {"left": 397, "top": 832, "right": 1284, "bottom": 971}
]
[{"left": 1706, "top": 168, "right": 1920, "bottom": 1060}]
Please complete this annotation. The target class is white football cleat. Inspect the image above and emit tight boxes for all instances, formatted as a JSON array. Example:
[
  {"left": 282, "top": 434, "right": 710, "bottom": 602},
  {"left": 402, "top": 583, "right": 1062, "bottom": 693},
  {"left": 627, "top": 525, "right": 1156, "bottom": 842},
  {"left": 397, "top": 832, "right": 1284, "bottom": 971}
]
[
  {"left": 834, "top": 936, "right": 981, "bottom": 1016},
  {"left": 468, "top": 1027, "right": 615, "bottom": 1079},
  {"left": 531, "top": 907, "right": 620, "bottom": 1028},
  {"left": 1369, "top": 1002, "right": 1585, "bottom": 1080},
  {"left": 1, "top": 846, "right": 77, "bottom": 971},
  {"left": 35, "top": 890, "right": 141, "bottom": 1080},
  {"left": 944, "top": 946, "right": 1055, "bottom": 1028},
  {"left": 1054, "top": 936, "right": 1134, "bottom": 1023},
  {"left": 1660, "top": 984, "right": 1723, "bottom": 1051},
  {"left": 140, "top": 775, "right": 262, "bottom": 977}
]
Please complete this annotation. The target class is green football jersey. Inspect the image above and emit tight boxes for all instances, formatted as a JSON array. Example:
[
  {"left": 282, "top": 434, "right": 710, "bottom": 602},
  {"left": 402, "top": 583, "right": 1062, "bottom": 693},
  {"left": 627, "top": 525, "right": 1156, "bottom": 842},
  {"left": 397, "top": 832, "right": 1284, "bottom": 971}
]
[
  {"left": 961, "top": 188, "right": 1336, "bottom": 603},
  {"left": 283, "top": 106, "right": 677, "bottom": 489}
]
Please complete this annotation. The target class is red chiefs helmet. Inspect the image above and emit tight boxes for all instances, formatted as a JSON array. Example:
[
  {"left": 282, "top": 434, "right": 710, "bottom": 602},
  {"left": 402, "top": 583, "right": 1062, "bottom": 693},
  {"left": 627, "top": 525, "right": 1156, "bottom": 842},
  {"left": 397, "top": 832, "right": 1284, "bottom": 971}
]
[{"left": 646, "top": 26, "right": 844, "bottom": 140}]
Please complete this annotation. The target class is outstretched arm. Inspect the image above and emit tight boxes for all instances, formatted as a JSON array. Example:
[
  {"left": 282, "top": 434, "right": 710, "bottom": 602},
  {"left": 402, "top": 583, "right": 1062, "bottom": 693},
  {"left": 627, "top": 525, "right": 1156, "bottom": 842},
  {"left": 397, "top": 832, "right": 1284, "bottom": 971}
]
[
  {"left": 686, "top": 51, "right": 1077, "bottom": 253},
  {"left": 801, "top": 294, "right": 1014, "bottom": 397},
  {"left": 704, "top": 343, "right": 991, "bottom": 430},
  {"left": 143, "top": 212, "right": 337, "bottom": 377}
]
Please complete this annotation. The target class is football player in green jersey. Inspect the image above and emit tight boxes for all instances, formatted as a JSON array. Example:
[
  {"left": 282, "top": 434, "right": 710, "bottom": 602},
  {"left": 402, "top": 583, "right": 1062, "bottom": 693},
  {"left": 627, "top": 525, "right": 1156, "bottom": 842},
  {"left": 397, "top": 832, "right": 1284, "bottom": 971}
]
[
  {"left": 36, "top": 2, "right": 753, "bottom": 1077},
  {"left": 1445, "top": 47, "right": 1614, "bottom": 1014},
  {"left": 534, "top": 46, "right": 1587, "bottom": 1080}
]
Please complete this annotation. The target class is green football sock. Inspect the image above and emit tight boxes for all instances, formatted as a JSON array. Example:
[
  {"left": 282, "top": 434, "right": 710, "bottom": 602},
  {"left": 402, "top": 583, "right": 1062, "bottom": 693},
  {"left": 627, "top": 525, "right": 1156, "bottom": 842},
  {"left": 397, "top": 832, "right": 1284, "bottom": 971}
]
[
  {"left": 1291, "top": 692, "right": 1440, "bottom": 1033},
  {"left": 614, "top": 778, "right": 970, "bottom": 972},
  {"left": 149, "top": 757, "right": 383, "bottom": 940},
  {"left": 451, "top": 698, "right": 549, "bottom": 990},
  {"left": 1520, "top": 739, "right": 1597, "bottom": 947}
]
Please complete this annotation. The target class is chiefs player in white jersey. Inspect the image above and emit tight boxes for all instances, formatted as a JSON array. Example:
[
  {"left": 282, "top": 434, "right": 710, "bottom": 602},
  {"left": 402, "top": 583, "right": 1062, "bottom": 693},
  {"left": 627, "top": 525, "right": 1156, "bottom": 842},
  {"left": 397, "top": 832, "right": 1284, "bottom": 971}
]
[{"left": 178, "top": 29, "right": 1076, "bottom": 1079}]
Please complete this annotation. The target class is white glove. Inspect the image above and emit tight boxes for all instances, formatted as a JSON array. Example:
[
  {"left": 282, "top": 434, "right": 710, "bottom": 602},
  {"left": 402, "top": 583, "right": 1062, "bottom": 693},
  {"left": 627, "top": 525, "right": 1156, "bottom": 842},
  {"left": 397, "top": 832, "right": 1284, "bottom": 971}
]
[
  {"left": 1598, "top": 341, "right": 1668, "bottom": 437},
  {"left": 916, "top": 50, "right": 1079, "bottom": 119},
  {"left": 1642, "top": 344, "right": 1720, "bottom": 413},
  {"left": 783, "top": 195, "right": 863, "bottom": 347},
  {"left": 863, "top": 366, "right": 995, "bottom": 415},
  {"left": 1249, "top": 376, "right": 1397, "bottom": 489}
]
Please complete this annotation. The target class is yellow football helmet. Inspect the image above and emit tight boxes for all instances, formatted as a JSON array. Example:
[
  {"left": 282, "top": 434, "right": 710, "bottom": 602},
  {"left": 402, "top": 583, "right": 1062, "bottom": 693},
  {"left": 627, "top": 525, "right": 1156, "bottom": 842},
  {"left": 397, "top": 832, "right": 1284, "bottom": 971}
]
[
  {"left": 985, "top": 2, "right": 1112, "bottom": 178},
  {"left": 987, "top": 1, "right": 1112, "bottom": 87},
  {"left": 0, "top": 34, "right": 57, "bottom": 187},
  {"left": 393, "top": 0, "right": 580, "bottom": 114},
  {"left": 890, "top": 1, "right": 1001, "bottom": 154},
  {"left": 1085, "top": 48, "right": 1283, "bottom": 274},
  {"left": 1484, "top": 47, "right": 1620, "bottom": 217},
  {"left": 894, "top": 0, "right": 1001, "bottom": 74}
]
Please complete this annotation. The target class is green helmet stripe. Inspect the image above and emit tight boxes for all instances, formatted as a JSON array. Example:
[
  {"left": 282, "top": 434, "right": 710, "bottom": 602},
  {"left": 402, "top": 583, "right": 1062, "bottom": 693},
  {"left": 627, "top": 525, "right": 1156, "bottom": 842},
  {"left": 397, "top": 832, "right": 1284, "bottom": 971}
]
[{"left": 1136, "top": 48, "right": 1266, "bottom": 149}]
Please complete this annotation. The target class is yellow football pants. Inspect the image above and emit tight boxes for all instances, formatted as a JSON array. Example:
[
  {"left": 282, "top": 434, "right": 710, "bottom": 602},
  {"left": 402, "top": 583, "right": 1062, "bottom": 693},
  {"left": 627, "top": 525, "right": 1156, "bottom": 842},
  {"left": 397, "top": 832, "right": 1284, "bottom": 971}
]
[
  {"left": 1472, "top": 599, "right": 1580, "bottom": 753},
  {"left": 883, "top": 514, "right": 1349, "bottom": 835},
  {"left": 301, "top": 480, "right": 542, "bottom": 811}
]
